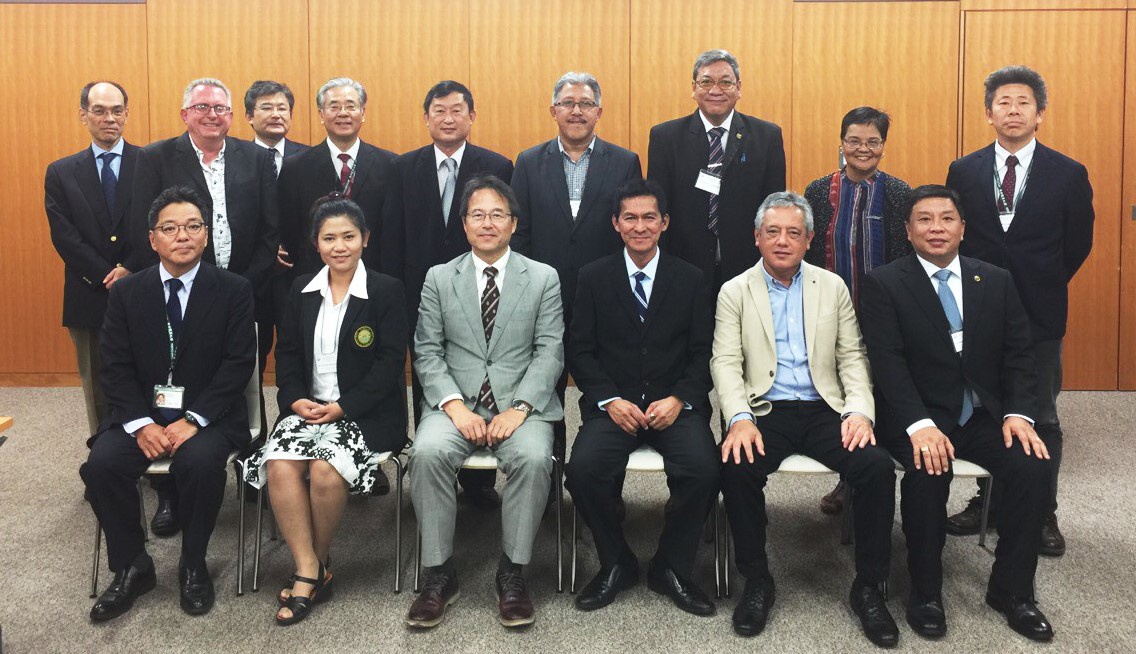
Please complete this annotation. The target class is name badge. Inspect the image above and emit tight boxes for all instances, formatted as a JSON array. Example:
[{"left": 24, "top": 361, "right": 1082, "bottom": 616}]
[
  {"left": 316, "top": 351, "right": 337, "bottom": 374},
  {"left": 695, "top": 169, "right": 722, "bottom": 196},
  {"left": 154, "top": 385, "right": 185, "bottom": 410},
  {"left": 951, "top": 330, "right": 964, "bottom": 353}
]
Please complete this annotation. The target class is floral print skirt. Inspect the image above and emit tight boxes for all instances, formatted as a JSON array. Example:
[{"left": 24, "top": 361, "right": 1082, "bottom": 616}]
[{"left": 243, "top": 414, "right": 384, "bottom": 496}]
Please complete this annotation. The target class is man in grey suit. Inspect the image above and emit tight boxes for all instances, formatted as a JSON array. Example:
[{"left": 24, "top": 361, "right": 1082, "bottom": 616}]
[{"left": 408, "top": 175, "right": 564, "bottom": 630}]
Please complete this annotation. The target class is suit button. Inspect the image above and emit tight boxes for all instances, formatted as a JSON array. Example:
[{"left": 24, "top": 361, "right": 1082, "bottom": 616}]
[
  {"left": 769, "top": 371, "right": 775, "bottom": 377},
  {"left": 640, "top": 348, "right": 647, "bottom": 355},
  {"left": 487, "top": 359, "right": 493, "bottom": 366},
  {"left": 110, "top": 235, "right": 117, "bottom": 242}
]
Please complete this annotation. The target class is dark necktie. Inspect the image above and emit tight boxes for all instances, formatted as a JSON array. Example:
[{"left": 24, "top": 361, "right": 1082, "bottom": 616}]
[
  {"left": 477, "top": 266, "right": 500, "bottom": 412},
  {"left": 99, "top": 152, "right": 119, "bottom": 214},
  {"left": 632, "top": 271, "right": 649, "bottom": 323},
  {"left": 933, "top": 270, "right": 973, "bottom": 425},
  {"left": 999, "top": 154, "right": 1019, "bottom": 212},
  {"left": 166, "top": 278, "right": 184, "bottom": 343},
  {"left": 338, "top": 153, "right": 353, "bottom": 197},
  {"left": 707, "top": 127, "right": 726, "bottom": 236}
]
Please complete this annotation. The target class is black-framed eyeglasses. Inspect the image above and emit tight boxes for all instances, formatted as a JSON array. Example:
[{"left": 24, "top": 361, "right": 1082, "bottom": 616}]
[
  {"left": 842, "top": 137, "right": 884, "bottom": 151},
  {"left": 553, "top": 99, "right": 599, "bottom": 111},
  {"left": 152, "top": 222, "right": 208, "bottom": 237}
]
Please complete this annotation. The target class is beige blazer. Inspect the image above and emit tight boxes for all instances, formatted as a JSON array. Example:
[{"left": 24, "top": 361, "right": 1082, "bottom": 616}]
[{"left": 711, "top": 259, "right": 873, "bottom": 422}]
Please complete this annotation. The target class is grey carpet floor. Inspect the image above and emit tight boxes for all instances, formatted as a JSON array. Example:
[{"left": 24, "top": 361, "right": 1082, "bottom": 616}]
[{"left": 1, "top": 387, "right": 1134, "bottom": 653}]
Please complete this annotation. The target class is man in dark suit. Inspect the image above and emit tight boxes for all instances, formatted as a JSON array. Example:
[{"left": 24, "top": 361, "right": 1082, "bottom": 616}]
[
  {"left": 647, "top": 49, "right": 786, "bottom": 289},
  {"left": 45, "top": 81, "right": 139, "bottom": 436},
  {"left": 244, "top": 79, "right": 309, "bottom": 177},
  {"left": 512, "top": 72, "right": 642, "bottom": 473},
  {"left": 860, "top": 184, "right": 1054, "bottom": 642},
  {"left": 566, "top": 178, "right": 717, "bottom": 616},
  {"left": 279, "top": 77, "right": 395, "bottom": 278},
  {"left": 381, "top": 81, "right": 512, "bottom": 506},
  {"left": 946, "top": 66, "right": 1093, "bottom": 556},
  {"left": 81, "top": 186, "right": 256, "bottom": 621},
  {"left": 130, "top": 77, "right": 278, "bottom": 534}
]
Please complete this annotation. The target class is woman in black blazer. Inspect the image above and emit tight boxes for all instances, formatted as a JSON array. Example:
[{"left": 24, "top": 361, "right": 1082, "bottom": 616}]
[{"left": 244, "top": 197, "right": 408, "bottom": 625}]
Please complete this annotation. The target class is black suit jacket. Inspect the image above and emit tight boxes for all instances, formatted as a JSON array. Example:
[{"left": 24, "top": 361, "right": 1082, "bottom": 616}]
[
  {"left": 569, "top": 252, "right": 714, "bottom": 421},
  {"left": 279, "top": 139, "right": 396, "bottom": 275},
  {"left": 860, "top": 253, "right": 1038, "bottom": 437},
  {"left": 45, "top": 141, "right": 140, "bottom": 329},
  {"left": 282, "top": 138, "right": 310, "bottom": 161},
  {"left": 511, "top": 137, "right": 641, "bottom": 320},
  {"left": 98, "top": 262, "right": 257, "bottom": 447},
  {"left": 130, "top": 133, "right": 279, "bottom": 299},
  {"left": 275, "top": 268, "right": 409, "bottom": 453},
  {"left": 647, "top": 111, "right": 786, "bottom": 284},
  {"left": 946, "top": 141, "right": 1094, "bottom": 341},
  {"left": 379, "top": 142, "right": 512, "bottom": 329}
]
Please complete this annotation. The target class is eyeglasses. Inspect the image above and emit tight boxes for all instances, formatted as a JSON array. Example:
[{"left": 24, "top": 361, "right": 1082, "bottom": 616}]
[
  {"left": 152, "top": 221, "right": 207, "bottom": 237},
  {"left": 323, "top": 103, "right": 362, "bottom": 115},
  {"left": 85, "top": 107, "right": 126, "bottom": 118},
  {"left": 553, "top": 99, "right": 599, "bottom": 111},
  {"left": 842, "top": 137, "right": 884, "bottom": 151},
  {"left": 187, "top": 104, "right": 232, "bottom": 116},
  {"left": 466, "top": 210, "right": 512, "bottom": 225},
  {"left": 695, "top": 78, "right": 737, "bottom": 92}
]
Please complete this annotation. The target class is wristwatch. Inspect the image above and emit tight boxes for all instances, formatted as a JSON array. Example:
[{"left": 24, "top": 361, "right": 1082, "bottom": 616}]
[
  {"left": 183, "top": 412, "right": 202, "bottom": 428},
  {"left": 511, "top": 400, "right": 534, "bottom": 417}
]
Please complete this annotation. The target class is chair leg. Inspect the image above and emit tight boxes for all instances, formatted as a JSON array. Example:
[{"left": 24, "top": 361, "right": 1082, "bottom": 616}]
[
  {"left": 236, "top": 468, "right": 246, "bottom": 596},
  {"left": 137, "top": 480, "right": 149, "bottom": 542},
  {"left": 90, "top": 521, "right": 103, "bottom": 598},
  {"left": 570, "top": 507, "right": 579, "bottom": 594},
  {"left": 840, "top": 481, "right": 854, "bottom": 546},
  {"left": 393, "top": 457, "right": 404, "bottom": 594},
  {"left": 724, "top": 513, "right": 732, "bottom": 598},
  {"left": 713, "top": 497, "right": 721, "bottom": 599},
  {"left": 252, "top": 485, "right": 265, "bottom": 592},
  {"left": 555, "top": 456, "right": 564, "bottom": 593},
  {"left": 414, "top": 529, "right": 422, "bottom": 593},
  {"left": 978, "top": 475, "right": 993, "bottom": 551}
]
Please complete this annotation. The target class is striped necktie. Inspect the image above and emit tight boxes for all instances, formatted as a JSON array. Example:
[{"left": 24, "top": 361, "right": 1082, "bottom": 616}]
[{"left": 632, "top": 271, "right": 649, "bottom": 323}]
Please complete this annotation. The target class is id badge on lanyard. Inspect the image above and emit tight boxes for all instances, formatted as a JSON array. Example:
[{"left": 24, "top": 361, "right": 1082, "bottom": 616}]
[{"left": 154, "top": 318, "right": 185, "bottom": 409}]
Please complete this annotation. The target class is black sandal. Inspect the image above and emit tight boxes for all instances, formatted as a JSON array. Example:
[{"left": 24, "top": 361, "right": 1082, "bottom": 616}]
[
  {"left": 275, "top": 563, "right": 331, "bottom": 626},
  {"left": 277, "top": 565, "right": 334, "bottom": 607}
]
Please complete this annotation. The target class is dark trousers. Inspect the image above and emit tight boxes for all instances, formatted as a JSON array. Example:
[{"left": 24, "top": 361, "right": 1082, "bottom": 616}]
[
  {"left": 81, "top": 425, "right": 233, "bottom": 572},
  {"left": 721, "top": 401, "right": 895, "bottom": 584},
  {"left": 885, "top": 408, "right": 1051, "bottom": 602},
  {"left": 566, "top": 411, "right": 719, "bottom": 578}
]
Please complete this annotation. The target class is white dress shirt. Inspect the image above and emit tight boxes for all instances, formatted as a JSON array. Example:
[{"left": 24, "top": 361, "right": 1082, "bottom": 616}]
[
  {"left": 254, "top": 137, "right": 285, "bottom": 178},
  {"left": 302, "top": 260, "right": 370, "bottom": 402},
  {"left": 434, "top": 141, "right": 466, "bottom": 196},
  {"left": 327, "top": 137, "right": 361, "bottom": 179}
]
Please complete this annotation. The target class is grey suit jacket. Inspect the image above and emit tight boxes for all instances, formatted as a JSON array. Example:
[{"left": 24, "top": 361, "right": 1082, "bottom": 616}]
[{"left": 413, "top": 250, "right": 565, "bottom": 421}]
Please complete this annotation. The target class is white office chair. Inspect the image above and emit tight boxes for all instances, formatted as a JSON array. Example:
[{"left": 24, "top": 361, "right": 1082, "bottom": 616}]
[{"left": 569, "top": 444, "right": 724, "bottom": 598}]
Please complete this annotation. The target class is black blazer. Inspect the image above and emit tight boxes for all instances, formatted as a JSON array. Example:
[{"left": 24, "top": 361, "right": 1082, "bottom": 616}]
[
  {"left": 860, "top": 253, "right": 1038, "bottom": 437},
  {"left": 130, "top": 133, "right": 279, "bottom": 298},
  {"left": 281, "top": 138, "right": 310, "bottom": 161},
  {"left": 569, "top": 252, "right": 714, "bottom": 421},
  {"left": 45, "top": 141, "right": 140, "bottom": 329},
  {"left": 946, "top": 141, "right": 1094, "bottom": 341},
  {"left": 647, "top": 111, "right": 786, "bottom": 284},
  {"left": 511, "top": 137, "right": 641, "bottom": 320},
  {"left": 98, "top": 262, "right": 257, "bottom": 447},
  {"left": 275, "top": 268, "right": 409, "bottom": 454},
  {"left": 379, "top": 142, "right": 513, "bottom": 330},
  {"left": 279, "top": 139, "right": 396, "bottom": 275}
]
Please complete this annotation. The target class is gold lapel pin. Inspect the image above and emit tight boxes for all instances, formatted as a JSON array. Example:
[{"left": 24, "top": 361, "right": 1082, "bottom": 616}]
[
  {"left": 735, "top": 133, "right": 742, "bottom": 139},
  {"left": 973, "top": 275, "right": 981, "bottom": 282}
]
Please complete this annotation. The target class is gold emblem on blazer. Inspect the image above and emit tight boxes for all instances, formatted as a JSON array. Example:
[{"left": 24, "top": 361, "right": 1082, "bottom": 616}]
[{"left": 354, "top": 326, "right": 374, "bottom": 348}]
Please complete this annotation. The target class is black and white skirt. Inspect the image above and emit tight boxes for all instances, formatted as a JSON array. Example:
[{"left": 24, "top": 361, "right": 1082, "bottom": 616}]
[{"left": 243, "top": 414, "right": 384, "bottom": 496}]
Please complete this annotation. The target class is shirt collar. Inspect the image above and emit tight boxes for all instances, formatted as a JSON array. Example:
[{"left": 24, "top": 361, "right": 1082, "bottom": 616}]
[
  {"left": 434, "top": 141, "right": 467, "bottom": 169},
  {"left": 327, "top": 137, "right": 361, "bottom": 161},
  {"left": 301, "top": 259, "right": 369, "bottom": 299},
  {"left": 472, "top": 248, "right": 510, "bottom": 277},
  {"left": 915, "top": 253, "right": 962, "bottom": 281},
  {"left": 189, "top": 135, "right": 226, "bottom": 162},
  {"left": 993, "top": 137, "right": 1036, "bottom": 171},
  {"left": 159, "top": 260, "right": 202, "bottom": 286},
  {"left": 557, "top": 136, "right": 596, "bottom": 155},
  {"left": 759, "top": 259, "right": 802, "bottom": 290},
  {"left": 623, "top": 247, "right": 660, "bottom": 280},
  {"left": 698, "top": 110, "right": 734, "bottom": 136},
  {"left": 254, "top": 137, "right": 285, "bottom": 158},
  {"left": 91, "top": 139, "right": 124, "bottom": 158}
]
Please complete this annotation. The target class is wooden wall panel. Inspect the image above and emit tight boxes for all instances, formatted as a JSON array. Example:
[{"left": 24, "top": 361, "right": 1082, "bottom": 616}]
[
  {"left": 468, "top": 0, "right": 631, "bottom": 162},
  {"left": 790, "top": 1, "right": 959, "bottom": 193},
  {"left": 962, "top": 10, "right": 1125, "bottom": 389},
  {"left": 629, "top": 0, "right": 794, "bottom": 177},
  {"left": 0, "top": 4, "right": 150, "bottom": 375},
  {"left": 308, "top": 0, "right": 470, "bottom": 156},
  {"left": 1120, "top": 10, "right": 1136, "bottom": 389},
  {"left": 963, "top": 0, "right": 1124, "bottom": 9},
  {"left": 145, "top": 0, "right": 312, "bottom": 144}
]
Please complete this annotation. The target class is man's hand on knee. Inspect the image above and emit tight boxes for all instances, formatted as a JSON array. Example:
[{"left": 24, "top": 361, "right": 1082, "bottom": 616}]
[{"left": 443, "top": 399, "right": 487, "bottom": 446}]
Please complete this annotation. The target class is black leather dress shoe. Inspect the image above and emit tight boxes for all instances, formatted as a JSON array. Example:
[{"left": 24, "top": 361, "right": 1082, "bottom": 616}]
[
  {"left": 371, "top": 469, "right": 391, "bottom": 497},
  {"left": 905, "top": 599, "right": 947, "bottom": 638},
  {"left": 150, "top": 497, "right": 179, "bottom": 537},
  {"left": 458, "top": 485, "right": 500, "bottom": 510},
  {"left": 732, "top": 577, "right": 775, "bottom": 637},
  {"left": 850, "top": 582, "right": 898, "bottom": 648},
  {"left": 647, "top": 562, "right": 715, "bottom": 616},
  {"left": 1040, "top": 513, "right": 1066, "bottom": 557},
  {"left": 575, "top": 563, "right": 639, "bottom": 611},
  {"left": 90, "top": 564, "right": 157, "bottom": 622},
  {"left": 985, "top": 593, "right": 1054, "bottom": 642},
  {"left": 179, "top": 566, "right": 215, "bottom": 615},
  {"left": 945, "top": 495, "right": 996, "bottom": 535}
]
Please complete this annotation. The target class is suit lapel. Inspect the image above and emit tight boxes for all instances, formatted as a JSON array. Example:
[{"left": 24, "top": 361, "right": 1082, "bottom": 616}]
[
  {"left": 542, "top": 141, "right": 574, "bottom": 227},
  {"left": 746, "top": 264, "right": 775, "bottom": 348},
  {"left": 351, "top": 142, "right": 376, "bottom": 194},
  {"left": 974, "top": 145, "right": 1000, "bottom": 223},
  {"left": 644, "top": 253, "right": 672, "bottom": 333},
  {"left": 453, "top": 255, "right": 488, "bottom": 356},
  {"left": 488, "top": 254, "right": 529, "bottom": 354},
  {"left": 686, "top": 112, "right": 709, "bottom": 170},
  {"left": 959, "top": 258, "right": 985, "bottom": 357},
  {"left": 141, "top": 267, "right": 171, "bottom": 370},
  {"left": 177, "top": 264, "right": 219, "bottom": 359},
  {"left": 1007, "top": 142, "right": 1049, "bottom": 233},
  {"left": 300, "top": 288, "right": 321, "bottom": 376},
  {"left": 174, "top": 134, "right": 210, "bottom": 197},
  {"left": 897, "top": 254, "right": 954, "bottom": 350},
  {"left": 340, "top": 293, "right": 366, "bottom": 351},
  {"left": 801, "top": 264, "right": 819, "bottom": 360},
  {"left": 415, "top": 146, "right": 447, "bottom": 227},
  {"left": 574, "top": 139, "right": 608, "bottom": 234},
  {"left": 721, "top": 115, "right": 745, "bottom": 171},
  {"left": 74, "top": 149, "right": 112, "bottom": 231},
  {"left": 222, "top": 137, "right": 245, "bottom": 215},
  {"left": 609, "top": 253, "right": 642, "bottom": 330},
  {"left": 112, "top": 143, "right": 137, "bottom": 230}
]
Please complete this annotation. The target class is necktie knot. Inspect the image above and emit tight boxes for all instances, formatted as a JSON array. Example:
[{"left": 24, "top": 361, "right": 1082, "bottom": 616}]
[
  {"left": 633, "top": 271, "right": 647, "bottom": 283},
  {"left": 1005, "top": 154, "right": 1019, "bottom": 169},
  {"left": 709, "top": 127, "right": 725, "bottom": 141},
  {"left": 338, "top": 153, "right": 351, "bottom": 164},
  {"left": 442, "top": 157, "right": 455, "bottom": 173},
  {"left": 485, "top": 266, "right": 498, "bottom": 280},
  {"left": 167, "top": 278, "right": 183, "bottom": 293},
  {"left": 933, "top": 269, "right": 951, "bottom": 284},
  {"left": 99, "top": 152, "right": 118, "bottom": 164}
]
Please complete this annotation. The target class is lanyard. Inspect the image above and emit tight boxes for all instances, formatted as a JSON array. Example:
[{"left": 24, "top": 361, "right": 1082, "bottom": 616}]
[
  {"left": 993, "top": 157, "right": 1032, "bottom": 213},
  {"left": 165, "top": 319, "right": 180, "bottom": 385},
  {"left": 339, "top": 159, "right": 357, "bottom": 197}
]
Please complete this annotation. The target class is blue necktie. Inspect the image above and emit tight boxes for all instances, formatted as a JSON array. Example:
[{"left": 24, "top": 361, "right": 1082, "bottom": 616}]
[
  {"left": 933, "top": 270, "right": 973, "bottom": 425},
  {"left": 632, "top": 271, "right": 649, "bottom": 323},
  {"left": 99, "top": 152, "right": 119, "bottom": 214}
]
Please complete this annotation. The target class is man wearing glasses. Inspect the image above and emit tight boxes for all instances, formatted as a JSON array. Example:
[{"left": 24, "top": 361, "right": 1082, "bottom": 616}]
[
  {"left": 130, "top": 77, "right": 278, "bottom": 537},
  {"left": 82, "top": 186, "right": 256, "bottom": 621},
  {"left": 45, "top": 81, "right": 140, "bottom": 439},
  {"left": 647, "top": 49, "right": 786, "bottom": 291}
]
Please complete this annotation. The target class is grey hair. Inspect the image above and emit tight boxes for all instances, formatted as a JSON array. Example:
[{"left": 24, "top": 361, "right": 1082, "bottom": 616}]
[
  {"left": 692, "top": 49, "right": 740, "bottom": 82},
  {"left": 182, "top": 78, "right": 231, "bottom": 109},
  {"left": 551, "top": 72, "right": 602, "bottom": 107},
  {"left": 754, "top": 191, "right": 814, "bottom": 232},
  {"left": 984, "top": 65, "right": 1048, "bottom": 112},
  {"left": 317, "top": 77, "right": 367, "bottom": 109}
]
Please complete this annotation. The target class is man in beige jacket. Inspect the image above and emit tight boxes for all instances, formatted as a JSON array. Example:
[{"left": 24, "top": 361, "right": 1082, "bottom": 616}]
[{"left": 711, "top": 191, "right": 897, "bottom": 648}]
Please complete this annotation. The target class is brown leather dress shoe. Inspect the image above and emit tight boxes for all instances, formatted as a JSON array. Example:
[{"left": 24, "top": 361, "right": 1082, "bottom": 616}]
[
  {"left": 406, "top": 569, "right": 460, "bottom": 628},
  {"left": 496, "top": 570, "right": 535, "bottom": 627}
]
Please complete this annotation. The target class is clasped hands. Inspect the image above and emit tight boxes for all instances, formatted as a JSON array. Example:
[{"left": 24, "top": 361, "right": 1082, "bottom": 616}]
[
  {"left": 135, "top": 418, "right": 199, "bottom": 460},
  {"left": 720, "top": 413, "right": 874, "bottom": 464},
  {"left": 444, "top": 399, "right": 526, "bottom": 447},
  {"left": 606, "top": 396, "right": 683, "bottom": 435}
]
